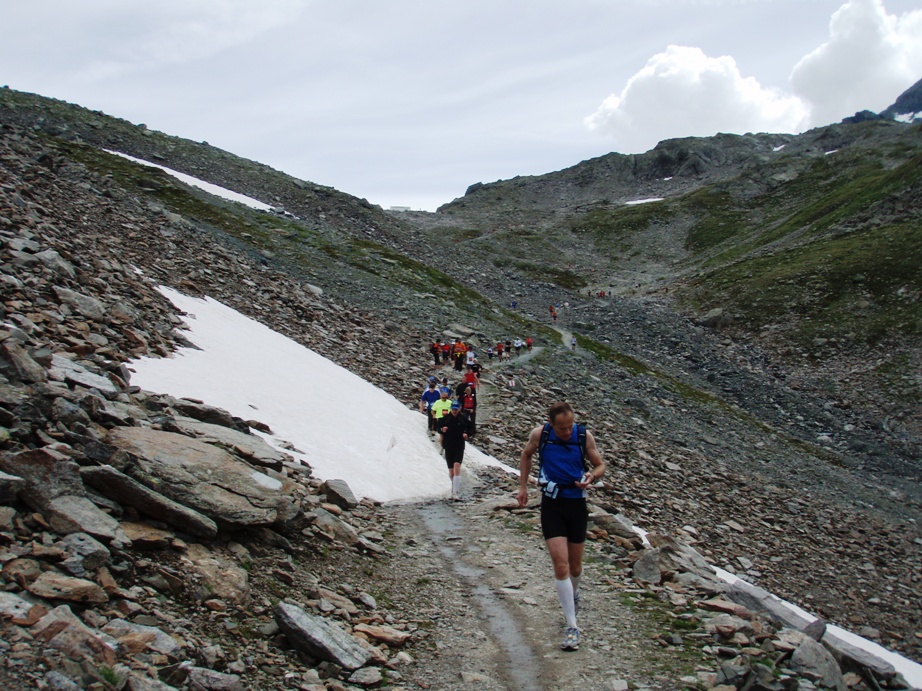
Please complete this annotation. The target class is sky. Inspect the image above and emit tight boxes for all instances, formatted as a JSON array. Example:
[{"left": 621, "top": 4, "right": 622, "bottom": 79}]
[
  {"left": 2, "top": 1, "right": 921, "bottom": 211},
  {"left": 126, "top": 285, "right": 921, "bottom": 685}
]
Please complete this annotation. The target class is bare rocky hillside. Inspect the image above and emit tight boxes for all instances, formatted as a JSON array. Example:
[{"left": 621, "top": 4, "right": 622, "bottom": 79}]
[{"left": 0, "top": 85, "right": 920, "bottom": 691}]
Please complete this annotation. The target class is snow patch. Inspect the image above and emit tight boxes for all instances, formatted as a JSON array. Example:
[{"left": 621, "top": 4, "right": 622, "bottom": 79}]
[
  {"left": 128, "top": 287, "right": 508, "bottom": 503},
  {"left": 105, "top": 150, "right": 273, "bottom": 211}
]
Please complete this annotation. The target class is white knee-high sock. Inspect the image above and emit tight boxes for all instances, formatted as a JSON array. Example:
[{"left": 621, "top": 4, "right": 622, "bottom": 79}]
[
  {"left": 570, "top": 574, "right": 581, "bottom": 595},
  {"left": 555, "top": 578, "right": 577, "bottom": 628},
  {"left": 452, "top": 475, "right": 460, "bottom": 494}
]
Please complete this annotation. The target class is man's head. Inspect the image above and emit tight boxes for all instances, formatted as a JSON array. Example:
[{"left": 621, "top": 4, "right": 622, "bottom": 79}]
[
  {"left": 548, "top": 402, "right": 575, "bottom": 440},
  {"left": 428, "top": 381, "right": 436, "bottom": 389},
  {"left": 440, "top": 387, "right": 450, "bottom": 397},
  {"left": 450, "top": 401, "right": 461, "bottom": 414}
]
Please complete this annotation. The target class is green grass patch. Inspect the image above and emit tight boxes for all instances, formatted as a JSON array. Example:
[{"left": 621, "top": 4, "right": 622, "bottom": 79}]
[
  {"left": 684, "top": 221, "right": 922, "bottom": 348},
  {"left": 511, "top": 260, "right": 587, "bottom": 289}
]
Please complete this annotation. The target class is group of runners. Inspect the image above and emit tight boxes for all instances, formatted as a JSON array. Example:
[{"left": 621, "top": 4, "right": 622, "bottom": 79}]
[
  {"left": 418, "top": 335, "right": 609, "bottom": 652},
  {"left": 428, "top": 336, "right": 534, "bottom": 372}
]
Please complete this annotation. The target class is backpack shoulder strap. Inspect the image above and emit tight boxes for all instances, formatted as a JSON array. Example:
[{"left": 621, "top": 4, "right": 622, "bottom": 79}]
[{"left": 537, "top": 423, "right": 551, "bottom": 467}]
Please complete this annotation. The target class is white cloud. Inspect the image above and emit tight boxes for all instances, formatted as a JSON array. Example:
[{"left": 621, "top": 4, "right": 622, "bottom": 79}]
[
  {"left": 585, "top": 45, "right": 810, "bottom": 154},
  {"left": 791, "top": 0, "right": 922, "bottom": 123}
]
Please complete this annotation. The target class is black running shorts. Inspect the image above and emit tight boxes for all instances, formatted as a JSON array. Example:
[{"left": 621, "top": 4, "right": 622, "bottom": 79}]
[
  {"left": 540, "top": 495, "right": 588, "bottom": 543},
  {"left": 444, "top": 447, "right": 464, "bottom": 467}
]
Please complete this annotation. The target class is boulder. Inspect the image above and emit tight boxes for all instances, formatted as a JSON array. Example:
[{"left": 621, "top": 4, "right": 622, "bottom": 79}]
[
  {"left": 274, "top": 602, "right": 371, "bottom": 671},
  {"left": 790, "top": 635, "right": 847, "bottom": 691},
  {"left": 49, "top": 355, "right": 119, "bottom": 398},
  {"left": 591, "top": 512, "right": 639, "bottom": 540},
  {"left": 58, "top": 532, "right": 111, "bottom": 575},
  {"left": 727, "top": 580, "right": 819, "bottom": 631},
  {"left": 102, "top": 618, "right": 183, "bottom": 659},
  {"left": 180, "top": 543, "right": 249, "bottom": 606},
  {"left": 168, "top": 415, "right": 287, "bottom": 471},
  {"left": 0, "top": 469, "right": 25, "bottom": 503},
  {"left": 106, "top": 426, "right": 295, "bottom": 529},
  {"left": 0, "top": 446, "right": 84, "bottom": 510},
  {"left": 81, "top": 464, "right": 218, "bottom": 539},
  {"left": 45, "top": 495, "right": 129, "bottom": 545},
  {"left": 0, "top": 590, "right": 46, "bottom": 625},
  {"left": 311, "top": 508, "right": 360, "bottom": 546},
  {"left": 322, "top": 479, "right": 359, "bottom": 510},
  {"left": 186, "top": 667, "right": 243, "bottom": 691},
  {"left": 28, "top": 571, "right": 109, "bottom": 605},
  {"left": 1, "top": 340, "right": 46, "bottom": 383},
  {"left": 53, "top": 286, "right": 106, "bottom": 321},
  {"left": 168, "top": 398, "right": 240, "bottom": 430},
  {"left": 821, "top": 630, "right": 902, "bottom": 686},
  {"left": 31, "top": 605, "right": 120, "bottom": 665}
]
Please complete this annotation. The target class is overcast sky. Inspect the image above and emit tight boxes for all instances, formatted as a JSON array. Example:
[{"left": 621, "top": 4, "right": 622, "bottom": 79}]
[{"left": 3, "top": 0, "right": 921, "bottom": 211}]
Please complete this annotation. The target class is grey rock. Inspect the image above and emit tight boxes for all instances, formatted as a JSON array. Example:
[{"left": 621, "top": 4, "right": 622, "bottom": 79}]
[
  {"left": 0, "top": 591, "right": 36, "bottom": 622},
  {"left": 632, "top": 547, "right": 662, "bottom": 584},
  {"left": 790, "top": 635, "right": 847, "bottom": 691},
  {"left": 311, "top": 507, "right": 360, "bottom": 546},
  {"left": 592, "top": 512, "right": 638, "bottom": 539},
  {"left": 45, "top": 494, "right": 130, "bottom": 544},
  {"left": 821, "top": 630, "right": 900, "bottom": 684},
  {"left": 59, "top": 532, "right": 111, "bottom": 573},
  {"left": 348, "top": 667, "right": 383, "bottom": 687},
  {"left": 49, "top": 355, "right": 119, "bottom": 398},
  {"left": 1, "top": 340, "right": 47, "bottom": 382},
  {"left": 106, "top": 426, "right": 295, "bottom": 528},
  {"left": 35, "top": 249, "right": 76, "bottom": 278},
  {"left": 102, "top": 618, "right": 183, "bottom": 659},
  {"left": 169, "top": 415, "right": 287, "bottom": 471},
  {"left": 51, "top": 397, "right": 93, "bottom": 428},
  {"left": 126, "top": 674, "right": 179, "bottom": 691},
  {"left": 0, "top": 469, "right": 25, "bottom": 503},
  {"left": 43, "top": 671, "right": 82, "bottom": 691},
  {"left": 0, "top": 446, "right": 85, "bottom": 509},
  {"left": 727, "top": 580, "right": 818, "bottom": 631},
  {"left": 323, "top": 478, "right": 359, "bottom": 510},
  {"left": 274, "top": 602, "right": 372, "bottom": 671},
  {"left": 81, "top": 464, "right": 218, "bottom": 539},
  {"left": 53, "top": 286, "right": 106, "bottom": 321},
  {"left": 186, "top": 668, "right": 243, "bottom": 691},
  {"left": 168, "top": 398, "right": 239, "bottom": 430}
]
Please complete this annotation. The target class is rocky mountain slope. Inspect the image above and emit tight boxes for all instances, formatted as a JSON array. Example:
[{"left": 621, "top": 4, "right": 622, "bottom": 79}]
[{"left": 0, "top": 85, "right": 920, "bottom": 690}]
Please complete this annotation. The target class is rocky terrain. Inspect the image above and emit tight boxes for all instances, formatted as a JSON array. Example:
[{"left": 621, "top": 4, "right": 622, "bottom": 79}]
[{"left": 0, "top": 82, "right": 920, "bottom": 691}]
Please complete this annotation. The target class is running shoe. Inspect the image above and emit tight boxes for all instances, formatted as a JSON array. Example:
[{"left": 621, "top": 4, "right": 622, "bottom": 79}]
[
  {"left": 573, "top": 590, "right": 580, "bottom": 615},
  {"left": 561, "top": 627, "right": 580, "bottom": 651}
]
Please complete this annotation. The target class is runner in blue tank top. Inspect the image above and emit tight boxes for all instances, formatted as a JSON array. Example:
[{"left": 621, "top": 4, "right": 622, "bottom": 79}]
[{"left": 517, "top": 402, "right": 606, "bottom": 651}]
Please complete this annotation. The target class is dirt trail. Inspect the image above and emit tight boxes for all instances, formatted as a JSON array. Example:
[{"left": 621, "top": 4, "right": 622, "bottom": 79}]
[{"left": 380, "top": 488, "right": 695, "bottom": 690}]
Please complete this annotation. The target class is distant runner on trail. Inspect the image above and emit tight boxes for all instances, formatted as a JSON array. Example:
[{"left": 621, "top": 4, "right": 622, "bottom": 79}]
[
  {"left": 419, "top": 379, "right": 441, "bottom": 434},
  {"left": 430, "top": 387, "right": 453, "bottom": 440},
  {"left": 451, "top": 338, "right": 467, "bottom": 372},
  {"left": 570, "top": 335, "right": 577, "bottom": 350},
  {"left": 517, "top": 401, "right": 606, "bottom": 652}
]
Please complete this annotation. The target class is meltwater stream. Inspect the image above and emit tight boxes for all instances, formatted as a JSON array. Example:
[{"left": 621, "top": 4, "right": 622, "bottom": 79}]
[{"left": 417, "top": 502, "right": 544, "bottom": 691}]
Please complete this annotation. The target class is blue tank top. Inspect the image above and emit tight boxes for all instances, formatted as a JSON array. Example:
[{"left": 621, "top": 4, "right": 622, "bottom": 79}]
[{"left": 538, "top": 425, "right": 586, "bottom": 499}]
